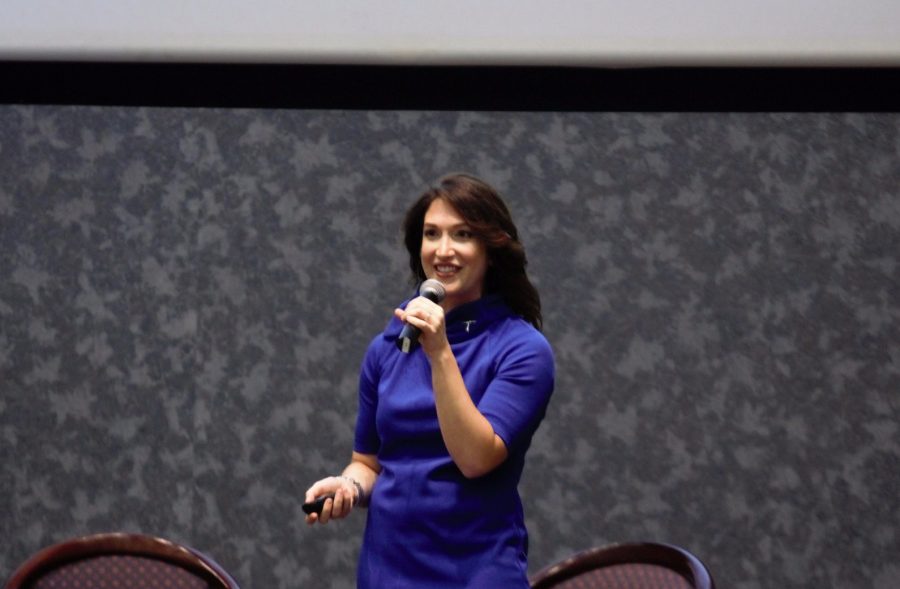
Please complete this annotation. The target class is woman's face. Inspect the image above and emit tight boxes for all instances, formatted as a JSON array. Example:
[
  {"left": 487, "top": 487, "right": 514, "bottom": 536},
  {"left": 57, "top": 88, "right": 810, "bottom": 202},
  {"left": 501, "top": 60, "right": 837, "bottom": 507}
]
[{"left": 420, "top": 198, "right": 489, "bottom": 311}]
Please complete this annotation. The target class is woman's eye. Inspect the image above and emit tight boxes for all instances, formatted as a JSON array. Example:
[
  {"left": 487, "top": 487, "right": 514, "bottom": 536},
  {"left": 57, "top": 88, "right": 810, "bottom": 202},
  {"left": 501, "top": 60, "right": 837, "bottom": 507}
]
[
  {"left": 423, "top": 228, "right": 439, "bottom": 239},
  {"left": 455, "top": 230, "right": 473, "bottom": 240}
]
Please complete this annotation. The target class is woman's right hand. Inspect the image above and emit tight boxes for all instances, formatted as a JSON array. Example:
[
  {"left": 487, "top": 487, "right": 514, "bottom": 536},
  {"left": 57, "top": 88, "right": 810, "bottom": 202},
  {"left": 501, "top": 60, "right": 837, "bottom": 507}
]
[{"left": 303, "top": 476, "right": 358, "bottom": 525}]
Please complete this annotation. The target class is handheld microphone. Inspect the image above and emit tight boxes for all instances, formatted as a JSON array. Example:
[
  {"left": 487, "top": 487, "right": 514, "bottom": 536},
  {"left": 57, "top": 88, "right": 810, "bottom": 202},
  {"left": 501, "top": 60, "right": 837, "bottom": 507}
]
[{"left": 397, "top": 279, "right": 446, "bottom": 353}]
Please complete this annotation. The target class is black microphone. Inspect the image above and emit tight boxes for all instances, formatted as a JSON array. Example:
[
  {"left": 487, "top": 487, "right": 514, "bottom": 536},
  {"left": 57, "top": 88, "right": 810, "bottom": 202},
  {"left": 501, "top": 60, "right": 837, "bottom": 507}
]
[{"left": 397, "top": 279, "right": 446, "bottom": 353}]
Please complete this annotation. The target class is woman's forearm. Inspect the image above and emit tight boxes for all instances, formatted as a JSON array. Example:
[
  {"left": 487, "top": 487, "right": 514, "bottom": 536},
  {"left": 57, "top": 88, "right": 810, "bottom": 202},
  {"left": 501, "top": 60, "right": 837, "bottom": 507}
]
[{"left": 430, "top": 346, "right": 508, "bottom": 478}]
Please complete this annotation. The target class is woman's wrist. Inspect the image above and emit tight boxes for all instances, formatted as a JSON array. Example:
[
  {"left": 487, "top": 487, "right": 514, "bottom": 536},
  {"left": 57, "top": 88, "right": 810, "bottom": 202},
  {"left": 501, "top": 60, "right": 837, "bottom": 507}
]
[
  {"left": 427, "top": 342, "right": 456, "bottom": 368},
  {"left": 337, "top": 475, "right": 365, "bottom": 507}
]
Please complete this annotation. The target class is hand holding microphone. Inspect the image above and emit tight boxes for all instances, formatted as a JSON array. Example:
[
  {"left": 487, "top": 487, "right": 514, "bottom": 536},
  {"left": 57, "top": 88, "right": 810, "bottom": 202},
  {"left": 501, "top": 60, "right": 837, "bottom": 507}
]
[{"left": 396, "top": 279, "right": 446, "bottom": 353}]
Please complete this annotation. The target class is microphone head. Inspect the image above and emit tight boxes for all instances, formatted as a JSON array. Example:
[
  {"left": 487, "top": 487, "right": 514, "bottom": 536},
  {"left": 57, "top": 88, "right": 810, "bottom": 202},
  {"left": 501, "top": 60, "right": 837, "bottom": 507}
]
[{"left": 419, "top": 279, "right": 446, "bottom": 303}]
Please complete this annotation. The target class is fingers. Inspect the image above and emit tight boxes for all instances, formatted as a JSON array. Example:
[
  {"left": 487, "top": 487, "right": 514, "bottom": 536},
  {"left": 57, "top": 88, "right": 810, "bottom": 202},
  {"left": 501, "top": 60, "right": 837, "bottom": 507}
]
[
  {"left": 304, "top": 479, "right": 330, "bottom": 526},
  {"left": 395, "top": 298, "right": 444, "bottom": 330},
  {"left": 304, "top": 478, "right": 355, "bottom": 526},
  {"left": 304, "top": 478, "right": 333, "bottom": 504},
  {"left": 333, "top": 487, "right": 353, "bottom": 518},
  {"left": 317, "top": 488, "right": 353, "bottom": 524}
]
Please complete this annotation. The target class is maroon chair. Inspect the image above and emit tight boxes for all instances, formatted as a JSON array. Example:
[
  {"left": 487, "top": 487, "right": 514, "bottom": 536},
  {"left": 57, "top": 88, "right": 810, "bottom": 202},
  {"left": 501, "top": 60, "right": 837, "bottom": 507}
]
[
  {"left": 529, "top": 542, "right": 715, "bottom": 589},
  {"left": 4, "top": 533, "right": 241, "bottom": 589}
]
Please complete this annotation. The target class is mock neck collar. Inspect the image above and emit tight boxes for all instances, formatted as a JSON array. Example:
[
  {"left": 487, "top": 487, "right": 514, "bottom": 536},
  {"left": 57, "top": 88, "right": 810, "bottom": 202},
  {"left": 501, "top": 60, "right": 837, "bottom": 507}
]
[{"left": 384, "top": 293, "right": 514, "bottom": 343}]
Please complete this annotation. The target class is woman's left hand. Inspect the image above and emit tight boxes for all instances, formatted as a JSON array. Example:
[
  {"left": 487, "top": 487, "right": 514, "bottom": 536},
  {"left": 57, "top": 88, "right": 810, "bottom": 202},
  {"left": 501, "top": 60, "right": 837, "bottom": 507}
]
[{"left": 394, "top": 296, "right": 448, "bottom": 357}]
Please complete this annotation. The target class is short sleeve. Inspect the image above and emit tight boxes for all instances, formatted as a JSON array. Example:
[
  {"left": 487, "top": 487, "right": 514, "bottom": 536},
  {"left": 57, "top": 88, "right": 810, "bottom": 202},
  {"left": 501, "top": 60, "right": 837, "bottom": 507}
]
[
  {"left": 354, "top": 337, "right": 383, "bottom": 455},
  {"left": 478, "top": 328, "right": 555, "bottom": 455}
]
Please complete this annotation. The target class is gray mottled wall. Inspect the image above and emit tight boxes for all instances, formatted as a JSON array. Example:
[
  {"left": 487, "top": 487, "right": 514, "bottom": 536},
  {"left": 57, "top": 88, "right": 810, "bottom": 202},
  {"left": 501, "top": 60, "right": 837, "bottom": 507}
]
[{"left": 1, "top": 107, "right": 898, "bottom": 589}]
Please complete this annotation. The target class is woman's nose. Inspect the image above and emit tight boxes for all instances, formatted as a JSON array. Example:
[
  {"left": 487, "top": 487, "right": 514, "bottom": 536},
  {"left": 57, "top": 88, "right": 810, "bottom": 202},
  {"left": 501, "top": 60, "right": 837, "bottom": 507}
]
[{"left": 437, "top": 235, "right": 453, "bottom": 256}]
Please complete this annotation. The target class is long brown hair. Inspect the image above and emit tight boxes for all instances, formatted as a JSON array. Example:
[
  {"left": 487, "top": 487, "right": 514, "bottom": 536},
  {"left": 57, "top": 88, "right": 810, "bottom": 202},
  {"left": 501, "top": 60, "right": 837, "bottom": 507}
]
[{"left": 402, "top": 173, "right": 543, "bottom": 330}]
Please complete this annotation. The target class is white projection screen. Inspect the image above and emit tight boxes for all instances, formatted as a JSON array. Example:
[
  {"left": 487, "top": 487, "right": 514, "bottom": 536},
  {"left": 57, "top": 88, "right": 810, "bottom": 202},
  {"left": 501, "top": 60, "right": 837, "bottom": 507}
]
[{"left": 2, "top": 0, "right": 900, "bottom": 66}]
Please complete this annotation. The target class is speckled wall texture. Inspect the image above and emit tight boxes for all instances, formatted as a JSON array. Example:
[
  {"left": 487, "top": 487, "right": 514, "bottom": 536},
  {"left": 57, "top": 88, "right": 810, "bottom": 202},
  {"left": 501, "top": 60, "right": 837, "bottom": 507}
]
[{"left": 1, "top": 107, "right": 898, "bottom": 589}]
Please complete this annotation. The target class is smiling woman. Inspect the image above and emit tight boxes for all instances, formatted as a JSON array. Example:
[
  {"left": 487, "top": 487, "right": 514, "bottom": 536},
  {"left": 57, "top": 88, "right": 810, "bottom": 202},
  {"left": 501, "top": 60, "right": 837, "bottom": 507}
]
[
  {"left": 419, "top": 198, "right": 489, "bottom": 311},
  {"left": 303, "top": 173, "right": 555, "bottom": 588},
  {"left": 403, "top": 173, "right": 543, "bottom": 330}
]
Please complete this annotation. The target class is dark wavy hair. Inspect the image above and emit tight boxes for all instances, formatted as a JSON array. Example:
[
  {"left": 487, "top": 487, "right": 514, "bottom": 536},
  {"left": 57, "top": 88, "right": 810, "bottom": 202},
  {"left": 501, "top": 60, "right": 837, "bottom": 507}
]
[{"left": 402, "top": 173, "right": 542, "bottom": 330}]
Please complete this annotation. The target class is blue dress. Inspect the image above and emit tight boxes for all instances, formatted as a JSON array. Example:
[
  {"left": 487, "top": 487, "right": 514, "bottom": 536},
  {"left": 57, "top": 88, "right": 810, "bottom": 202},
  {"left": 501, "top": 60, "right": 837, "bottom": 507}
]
[{"left": 354, "top": 294, "right": 555, "bottom": 588}]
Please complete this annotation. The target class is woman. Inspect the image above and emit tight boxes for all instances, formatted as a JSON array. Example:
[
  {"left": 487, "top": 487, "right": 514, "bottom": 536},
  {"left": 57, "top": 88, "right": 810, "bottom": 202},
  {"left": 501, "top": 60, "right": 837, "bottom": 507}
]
[{"left": 304, "top": 173, "right": 555, "bottom": 588}]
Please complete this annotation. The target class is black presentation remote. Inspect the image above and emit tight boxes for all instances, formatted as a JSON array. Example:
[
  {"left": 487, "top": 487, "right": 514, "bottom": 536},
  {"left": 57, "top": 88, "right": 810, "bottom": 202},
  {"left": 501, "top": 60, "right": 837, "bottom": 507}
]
[{"left": 302, "top": 493, "right": 336, "bottom": 515}]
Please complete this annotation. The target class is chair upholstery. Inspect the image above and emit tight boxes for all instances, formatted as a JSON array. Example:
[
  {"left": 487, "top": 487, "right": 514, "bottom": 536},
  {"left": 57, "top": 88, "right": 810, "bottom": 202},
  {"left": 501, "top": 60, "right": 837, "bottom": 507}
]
[
  {"left": 4, "top": 533, "right": 241, "bottom": 589},
  {"left": 529, "top": 542, "right": 715, "bottom": 589}
]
